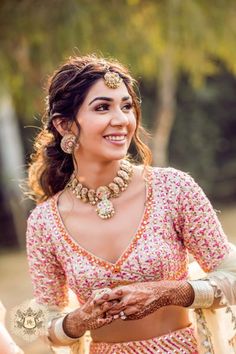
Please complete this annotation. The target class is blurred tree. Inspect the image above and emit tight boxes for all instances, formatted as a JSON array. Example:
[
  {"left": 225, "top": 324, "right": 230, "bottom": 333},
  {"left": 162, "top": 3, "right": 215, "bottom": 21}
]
[
  {"left": 170, "top": 63, "right": 236, "bottom": 202},
  {"left": 0, "top": 91, "right": 26, "bottom": 248},
  {"left": 1, "top": 0, "right": 236, "bottom": 162}
]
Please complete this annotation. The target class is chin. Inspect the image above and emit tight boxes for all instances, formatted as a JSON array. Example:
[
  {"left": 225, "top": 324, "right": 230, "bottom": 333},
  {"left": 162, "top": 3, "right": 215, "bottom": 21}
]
[{"left": 101, "top": 150, "right": 128, "bottom": 162}]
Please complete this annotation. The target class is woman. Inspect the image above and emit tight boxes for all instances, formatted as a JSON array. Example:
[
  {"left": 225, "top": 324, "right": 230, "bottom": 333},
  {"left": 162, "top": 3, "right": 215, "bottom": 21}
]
[{"left": 26, "top": 54, "right": 236, "bottom": 353}]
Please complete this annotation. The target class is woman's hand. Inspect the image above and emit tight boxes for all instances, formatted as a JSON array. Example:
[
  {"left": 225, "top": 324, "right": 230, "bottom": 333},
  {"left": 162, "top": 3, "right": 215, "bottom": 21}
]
[
  {"left": 95, "top": 282, "right": 164, "bottom": 320},
  {"left": 94, "top": 281, "right": 194, "bottom": 321},
  {"left": 63, "top": 291, "right": 117, "bottom": 338}
]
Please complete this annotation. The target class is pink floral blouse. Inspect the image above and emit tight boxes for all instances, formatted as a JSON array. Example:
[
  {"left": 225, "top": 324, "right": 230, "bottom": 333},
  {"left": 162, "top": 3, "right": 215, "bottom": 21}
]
[{"left": 26, "top": 167, "right": 230, "bottom": 309}]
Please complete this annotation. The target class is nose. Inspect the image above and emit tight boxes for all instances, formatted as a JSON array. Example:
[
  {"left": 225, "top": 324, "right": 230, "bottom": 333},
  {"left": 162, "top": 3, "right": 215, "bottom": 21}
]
[{"left": 110, "top": 108, "right": 129, "bottom": 127}]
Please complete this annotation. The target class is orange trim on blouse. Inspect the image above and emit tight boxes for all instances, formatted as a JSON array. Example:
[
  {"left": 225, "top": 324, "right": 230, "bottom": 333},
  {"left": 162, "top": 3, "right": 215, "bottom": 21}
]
[{"left": 50, "top": 167, "right": 154, "bottom": 274}]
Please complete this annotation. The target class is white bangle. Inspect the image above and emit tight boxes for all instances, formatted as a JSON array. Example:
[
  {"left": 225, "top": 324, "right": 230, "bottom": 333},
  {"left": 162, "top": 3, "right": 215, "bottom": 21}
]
[
  {"left": 49, "top": 316, "right": 80, "bottom": 345},
  {"left": 187, "top": 280, "right": 215, "bottom": 308}
]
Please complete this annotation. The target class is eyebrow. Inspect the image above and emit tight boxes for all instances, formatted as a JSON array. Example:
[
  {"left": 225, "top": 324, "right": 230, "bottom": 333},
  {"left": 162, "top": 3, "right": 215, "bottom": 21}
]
[{"left": 88, "top": 96, "right": 131, "bottom": 106}]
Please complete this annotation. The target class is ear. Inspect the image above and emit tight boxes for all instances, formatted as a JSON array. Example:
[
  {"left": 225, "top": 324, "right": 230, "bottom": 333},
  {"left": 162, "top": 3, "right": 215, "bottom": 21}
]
[{"left": 52, "top": 118, "right": 70, "bottom": 137}]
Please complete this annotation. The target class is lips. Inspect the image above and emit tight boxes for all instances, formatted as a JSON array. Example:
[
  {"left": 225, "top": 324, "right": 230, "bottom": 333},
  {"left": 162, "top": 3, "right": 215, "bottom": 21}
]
[{"left": 103, "top": 133, "right": 127, "bottom": 142}]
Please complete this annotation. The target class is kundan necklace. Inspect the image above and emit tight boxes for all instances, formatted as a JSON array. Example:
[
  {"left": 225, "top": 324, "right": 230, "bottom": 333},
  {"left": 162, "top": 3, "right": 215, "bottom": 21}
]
[{"left": 66, "top": 160, "right": 133, "bottom": 219}]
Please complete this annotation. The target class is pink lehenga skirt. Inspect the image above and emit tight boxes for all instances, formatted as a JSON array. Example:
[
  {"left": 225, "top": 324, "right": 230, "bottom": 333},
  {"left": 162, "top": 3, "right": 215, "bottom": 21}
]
[{"left": 89, "top": 325, "right": 198, "bottom": 353}]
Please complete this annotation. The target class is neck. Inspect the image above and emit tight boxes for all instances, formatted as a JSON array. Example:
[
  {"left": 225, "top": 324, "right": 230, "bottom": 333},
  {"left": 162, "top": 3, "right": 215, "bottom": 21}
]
[{"left": 73, "top": 159, "right": 121, "bottom": 189}]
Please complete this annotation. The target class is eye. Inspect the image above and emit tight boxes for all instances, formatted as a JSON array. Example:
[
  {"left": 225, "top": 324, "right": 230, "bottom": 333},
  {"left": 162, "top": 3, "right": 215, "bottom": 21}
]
[
  {"left": 122, "top": 102, "right": 133, "bottom": 111},
  {"left": 95, "top": 103, "right": 110, "bottom": 111}
]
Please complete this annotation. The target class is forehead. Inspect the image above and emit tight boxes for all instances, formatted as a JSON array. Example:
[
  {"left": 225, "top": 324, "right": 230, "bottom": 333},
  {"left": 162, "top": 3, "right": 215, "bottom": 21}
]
[{"left": 84, "top": 78, "right": 131, "bottom": 103}]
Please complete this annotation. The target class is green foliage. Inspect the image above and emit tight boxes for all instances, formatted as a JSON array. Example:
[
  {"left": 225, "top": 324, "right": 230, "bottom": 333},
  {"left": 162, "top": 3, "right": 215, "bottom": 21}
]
[
  {"left": 1, "top": 0, "right": 236, "bottom": 120},
  {"left": 0, "top": 0, "right": 236, "bottom": 201},
  {"left": 169, "top": 65, "right": 236, "bottom": 202}
]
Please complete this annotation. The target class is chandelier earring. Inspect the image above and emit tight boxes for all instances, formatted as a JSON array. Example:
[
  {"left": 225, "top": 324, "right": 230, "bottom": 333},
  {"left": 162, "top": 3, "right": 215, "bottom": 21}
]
[{"left": 60, "top": 132, "right": 78, "bottom": 154}]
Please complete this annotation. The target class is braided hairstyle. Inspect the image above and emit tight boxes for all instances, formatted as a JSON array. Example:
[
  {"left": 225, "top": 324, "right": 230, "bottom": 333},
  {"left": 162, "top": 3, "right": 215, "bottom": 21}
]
[{"left": 27, "top": 54, "right": 152, "bottom": 203}]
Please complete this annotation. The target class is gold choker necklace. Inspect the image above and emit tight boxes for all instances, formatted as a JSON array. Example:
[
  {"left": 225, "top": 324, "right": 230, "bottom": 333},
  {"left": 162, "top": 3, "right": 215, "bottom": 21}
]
[{"left": 66, "top": 160, "right": 133, "bottom": 219}]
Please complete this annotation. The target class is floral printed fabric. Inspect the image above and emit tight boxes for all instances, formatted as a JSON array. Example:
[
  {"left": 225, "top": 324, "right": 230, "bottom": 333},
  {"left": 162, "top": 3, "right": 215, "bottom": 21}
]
[{"left": 26, "top": 167, "right": 230, "bottom": 309}]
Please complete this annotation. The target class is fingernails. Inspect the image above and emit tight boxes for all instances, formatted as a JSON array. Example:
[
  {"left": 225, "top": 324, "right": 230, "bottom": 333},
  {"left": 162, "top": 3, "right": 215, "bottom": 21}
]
[
  {"left": 113, "top": 314, "right": 120, "bottom": 320},
  {"left": 111, "top": 300, "right": 118, "bottom": 305},
  {"left": 115, "top": 290, "right": 123, "bottom": 296}
]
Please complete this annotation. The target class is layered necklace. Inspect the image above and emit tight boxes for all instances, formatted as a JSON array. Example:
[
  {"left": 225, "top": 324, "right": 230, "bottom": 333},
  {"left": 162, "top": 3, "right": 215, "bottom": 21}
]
[{"left": 66, "top": 160, "right": 133, "bottom": 219}]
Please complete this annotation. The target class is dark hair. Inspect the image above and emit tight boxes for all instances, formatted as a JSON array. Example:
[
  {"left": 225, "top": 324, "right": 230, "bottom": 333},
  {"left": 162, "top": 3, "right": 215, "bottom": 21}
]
[{"left": 27, "top": 54, "right": 152, "bottom": 203}]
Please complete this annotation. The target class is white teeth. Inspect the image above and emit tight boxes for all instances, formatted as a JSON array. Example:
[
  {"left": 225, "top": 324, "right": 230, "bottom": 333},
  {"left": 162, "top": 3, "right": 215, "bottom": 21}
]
[{"left": 105, "top": 135, "right": 126, "bottom": 141}]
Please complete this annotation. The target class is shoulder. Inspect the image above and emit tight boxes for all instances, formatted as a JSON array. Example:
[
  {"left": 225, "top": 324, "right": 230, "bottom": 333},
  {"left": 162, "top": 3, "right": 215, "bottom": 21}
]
[
  {"left": 26, "top": 196, "right": 57, "bottom": 246},
  {"left": 27, "top": 196, "right": 55, "bottom": 228},
  {"left": 150, "top": 166, "right": 203, "bottom": 202},
  {"left": 151, "top": 166, "right": 194, "bottom": 187}
]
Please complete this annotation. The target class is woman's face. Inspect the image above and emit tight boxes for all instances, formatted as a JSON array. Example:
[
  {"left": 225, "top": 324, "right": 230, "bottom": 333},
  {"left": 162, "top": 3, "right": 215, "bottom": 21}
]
[{"left": 74, "top": 78, "right": 136, "bottom": 163}]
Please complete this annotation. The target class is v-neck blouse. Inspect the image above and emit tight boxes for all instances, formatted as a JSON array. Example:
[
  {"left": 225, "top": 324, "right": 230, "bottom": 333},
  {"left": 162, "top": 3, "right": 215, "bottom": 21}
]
[
  {"left": 51, "top": 167, "right": 154, "bottom": 272},
  {"left": 26, "top": 167, "right": 230, "bottom": 308}
]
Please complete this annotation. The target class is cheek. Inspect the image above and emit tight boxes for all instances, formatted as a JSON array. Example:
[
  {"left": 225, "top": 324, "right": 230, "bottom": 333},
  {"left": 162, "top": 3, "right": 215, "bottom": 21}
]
[
  {"left": 79, "top": 121, "right": 102, "bottom": 138},
  {"left": 130, "top": 115, "right": 137, "bottom": 133}
]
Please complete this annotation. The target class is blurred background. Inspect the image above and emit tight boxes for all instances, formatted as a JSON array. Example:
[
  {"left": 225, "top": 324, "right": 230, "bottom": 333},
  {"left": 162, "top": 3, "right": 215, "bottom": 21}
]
[{"left": 0, "top": 0, "right": 236, "bottom": 353}]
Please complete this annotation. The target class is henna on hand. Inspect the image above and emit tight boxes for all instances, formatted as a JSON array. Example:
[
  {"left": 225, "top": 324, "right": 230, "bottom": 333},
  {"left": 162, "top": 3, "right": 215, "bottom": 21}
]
[
  {"left": 125, "top": 281, "right": 195, "bottom": 320},
  {"left": 63, "top": 295, "right": 114, "bottom": 338},
  {"left": 172, "top": 281, "right": 195, "bottom": 307},
  {"left": 104, "top": 281, "right": 195, "bottom": 321}
]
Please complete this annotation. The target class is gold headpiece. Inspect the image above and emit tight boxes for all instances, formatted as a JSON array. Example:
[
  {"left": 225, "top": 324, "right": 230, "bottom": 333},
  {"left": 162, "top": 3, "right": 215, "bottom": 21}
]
[{"left": 104, "top": 71, "right": 123, "bottom": 89}]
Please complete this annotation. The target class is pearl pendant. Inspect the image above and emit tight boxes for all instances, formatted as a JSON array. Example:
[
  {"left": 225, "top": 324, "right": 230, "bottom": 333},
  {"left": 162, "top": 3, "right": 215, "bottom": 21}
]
[{"left": 96, "top": 198, "right": 115, "bottom": 219}]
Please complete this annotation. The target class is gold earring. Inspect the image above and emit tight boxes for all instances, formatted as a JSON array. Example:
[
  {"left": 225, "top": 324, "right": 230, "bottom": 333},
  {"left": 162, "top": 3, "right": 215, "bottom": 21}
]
[{"left": 60, "top": 133, "right": 78, "bottom": 154}]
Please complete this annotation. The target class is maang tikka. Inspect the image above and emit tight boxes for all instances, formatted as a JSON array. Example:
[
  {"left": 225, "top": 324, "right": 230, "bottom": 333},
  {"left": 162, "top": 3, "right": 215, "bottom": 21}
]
[
  {"left": 104, "top": 70, "right": 123, "bottom": 89},
  {"left": 60, "top": 133, "right": 78, "bottom": 154}
]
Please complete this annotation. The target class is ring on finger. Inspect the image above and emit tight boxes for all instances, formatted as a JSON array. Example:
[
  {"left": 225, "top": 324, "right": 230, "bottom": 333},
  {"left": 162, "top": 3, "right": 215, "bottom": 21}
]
[
  {"left": 113, "top": 314, "right": 120, "bottom": 320},
  {"left": 119, "top": 311, "right": 127, "bottom": 320}
]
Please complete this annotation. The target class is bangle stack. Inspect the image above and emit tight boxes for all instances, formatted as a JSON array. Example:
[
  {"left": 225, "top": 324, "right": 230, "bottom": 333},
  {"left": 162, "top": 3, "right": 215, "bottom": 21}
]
[
  {"left": 187, "top": 280, "right": 215, "bottom": 308},
  {"left": 48, "top": 315, "right": 80, "bottom": 345}
]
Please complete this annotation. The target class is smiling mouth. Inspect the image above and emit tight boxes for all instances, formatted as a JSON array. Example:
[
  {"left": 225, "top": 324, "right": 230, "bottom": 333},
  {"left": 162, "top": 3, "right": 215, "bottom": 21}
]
[{"left": 104, "top": 135, "right": 127, "bottom": 142}]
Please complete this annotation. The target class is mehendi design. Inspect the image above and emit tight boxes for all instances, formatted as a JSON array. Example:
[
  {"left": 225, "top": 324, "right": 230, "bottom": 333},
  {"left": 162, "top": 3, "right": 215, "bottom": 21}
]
[
  {"left": 103, "top": 281, "right": 194, "bottom": 321},
  {"left": 62, "top": 298, "right": 114, "bottom": 338}
]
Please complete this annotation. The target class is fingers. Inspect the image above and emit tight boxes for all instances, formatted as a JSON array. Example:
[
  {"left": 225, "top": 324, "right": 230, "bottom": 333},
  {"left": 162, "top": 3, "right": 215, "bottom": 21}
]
[
  {"left": 82, "top": 297, "right": 118, "bottom": 321},
  {"left": 111, "top": 306, "right": 140, "bottom": 322},
  {"left": 105, "top": 301, "right": 126, "bottom": 316},
  {"left": 83, "top": 292, "right": 111, "bottom": 315},
  {"left": 122, "top": 306, "right": 139, "bottom": 316},
  {"left": 82, "top": 299, "right": 95, "bottom": 315},
  {"left": 108, "top": 307, "right": 137, "bottom": 321},
  {"left": 93, "top": 288, "right": 112, "bottom": 302},
  {"left": 94, "top": 288, "right": 124, "bottom": 305},
  {"left": 99, "top": 300, "right": 118, "bottom": 313},
  {"left": 82, "top": 292, "right": 99, "bottom": 313},
  {"left": 104, "top": 296, "right": 137, "bottom": 316},
  {"left": 98, "top": 316, "right": 113, "bottom": 327}
]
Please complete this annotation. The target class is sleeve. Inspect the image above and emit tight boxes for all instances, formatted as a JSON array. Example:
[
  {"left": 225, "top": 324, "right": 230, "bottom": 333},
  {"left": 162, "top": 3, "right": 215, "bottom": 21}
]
[
  {"left": 26, "top": 206, "right": 86, "bottom": 350},
  {"left": 171, "top": 170, "right": 236, "bottom": 306},
  {"left": 173, "top": 170, "right": 231, "bottom": 272},
  {"left": 207, "top": 243, "right": 236, "bottom": 305},
  {"left": 26, "top": 207, "right": 69, "bottom": 310}
]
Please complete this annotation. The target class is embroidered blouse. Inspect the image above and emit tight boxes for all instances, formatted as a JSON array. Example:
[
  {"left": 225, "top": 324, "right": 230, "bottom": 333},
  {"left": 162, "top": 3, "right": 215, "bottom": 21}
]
[{"left": 26, "top": 167, "right": 231, "bottom": 310}]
